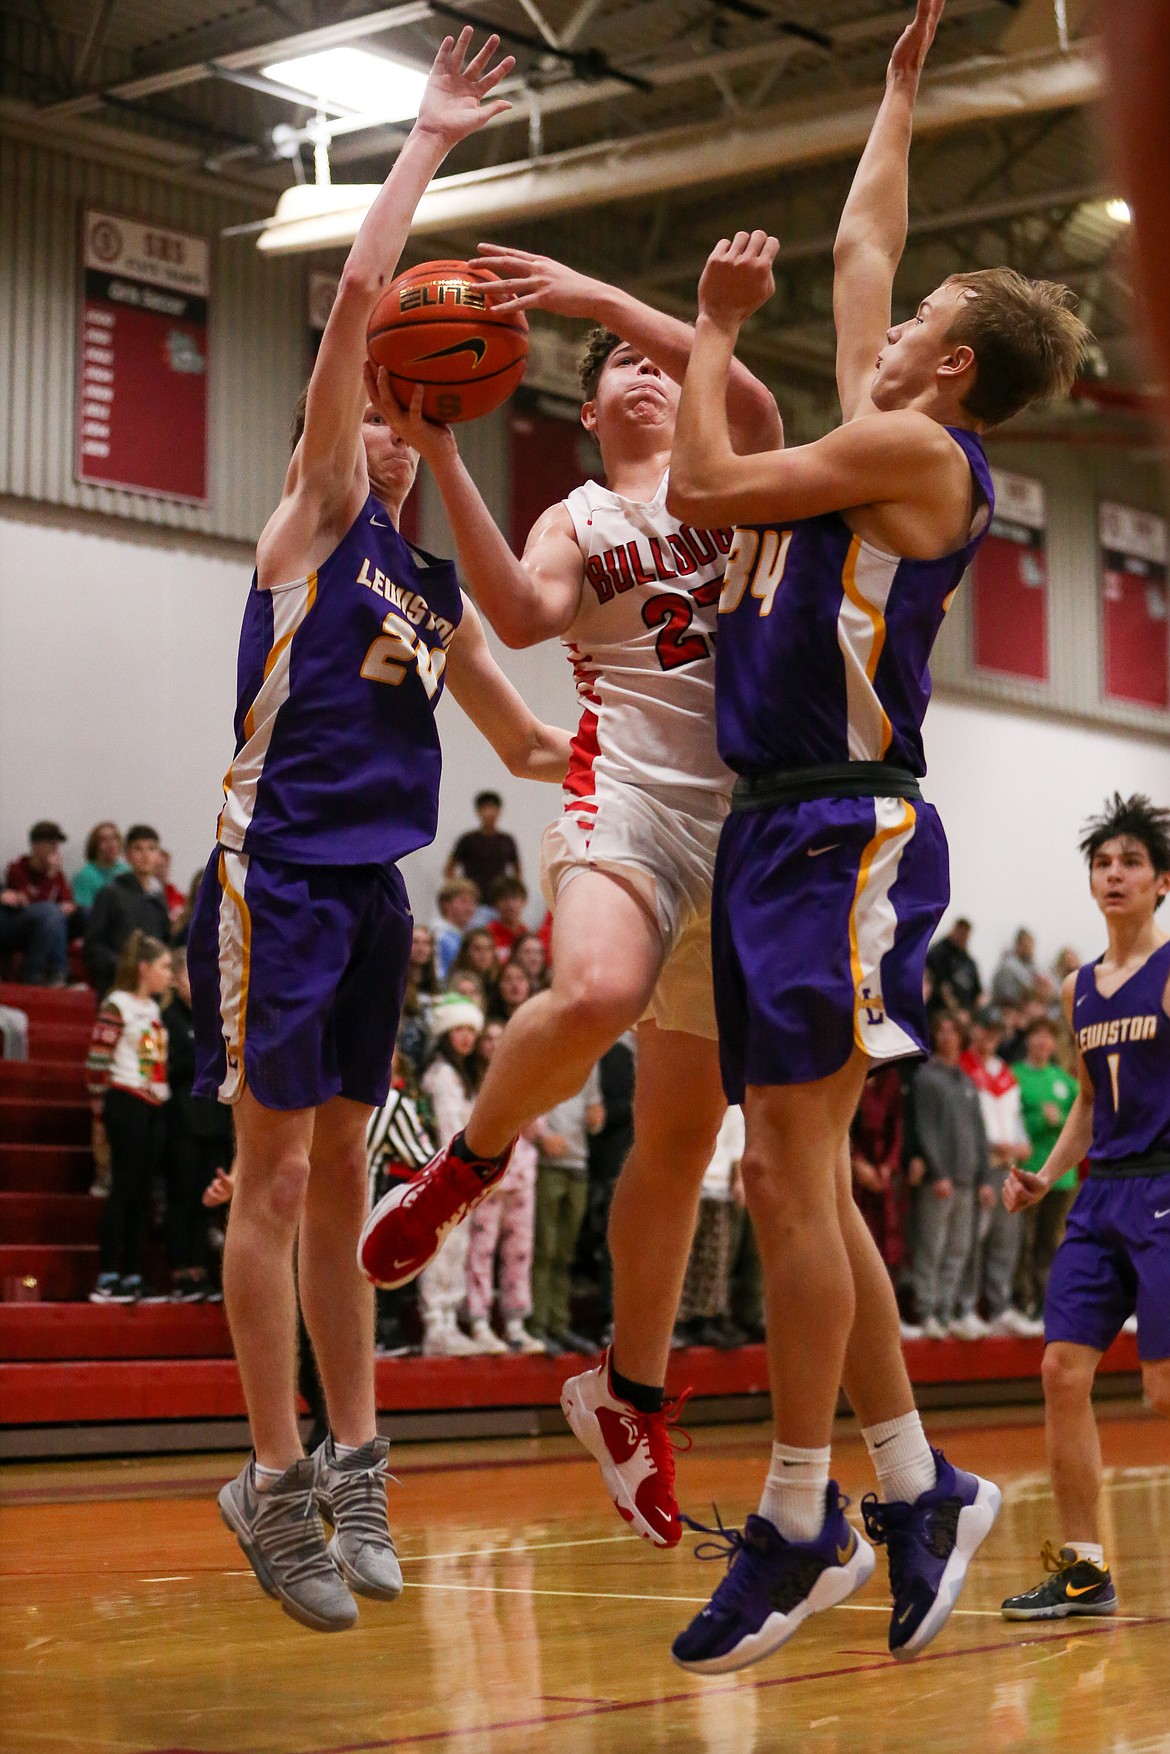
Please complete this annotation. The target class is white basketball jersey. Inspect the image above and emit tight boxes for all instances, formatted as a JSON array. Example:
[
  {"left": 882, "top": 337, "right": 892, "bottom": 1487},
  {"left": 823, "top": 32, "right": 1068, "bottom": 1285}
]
[{"left": 561, "top": 471, "right": 733, "bottom": 798}]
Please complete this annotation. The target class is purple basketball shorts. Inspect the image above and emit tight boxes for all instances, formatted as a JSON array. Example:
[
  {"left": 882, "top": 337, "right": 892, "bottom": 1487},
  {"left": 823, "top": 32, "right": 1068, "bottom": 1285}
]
[
  {"left": 189, "top": 845, "right": 411, "bottom": 1112},
  {"left": 1044, "top": 1173, "right": 1170, "bottom": 1360},
  {"left": 711, "top": 793, "right": 949, "bottom": 1102}
]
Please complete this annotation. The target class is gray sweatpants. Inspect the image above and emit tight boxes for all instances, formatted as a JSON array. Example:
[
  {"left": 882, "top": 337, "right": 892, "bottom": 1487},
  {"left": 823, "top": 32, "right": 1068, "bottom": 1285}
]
[
  {"left": 912, "top": 1184, "right": 976, "bottom": 1324},
  {"left": 958, "top": 1166, "right": 1022, "bottom": 1319}
]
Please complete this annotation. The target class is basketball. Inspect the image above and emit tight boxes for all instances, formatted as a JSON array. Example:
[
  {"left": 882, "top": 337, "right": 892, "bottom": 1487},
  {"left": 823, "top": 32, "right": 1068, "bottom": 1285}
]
[{"left": 366, "top": 259, "right": 528, "bottom": 424}]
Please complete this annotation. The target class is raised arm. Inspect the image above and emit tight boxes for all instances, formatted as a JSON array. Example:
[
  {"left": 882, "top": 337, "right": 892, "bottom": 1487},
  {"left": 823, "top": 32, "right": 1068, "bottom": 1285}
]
[
  {"left": 670, "top": 231, "right": 963, "bottom": 535},
  {"left": 474, "top": 245, "right": 782, "bottom": 455},
  {"left": 257, "top": 31, "right": 513, "bottom": 581},
  {"left": 365, "top": 367, "right": 585, "bottom": 648},
  {"left": 443, "top": 595, "right": 572, "bottom": 783},
  {"left": 833, "top": 0, "right": 944, "bottom": 424}
]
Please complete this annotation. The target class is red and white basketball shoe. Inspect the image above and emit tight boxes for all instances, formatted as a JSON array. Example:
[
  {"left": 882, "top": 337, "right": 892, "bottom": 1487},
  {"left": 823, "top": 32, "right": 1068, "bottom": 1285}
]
[
  {"left": 358, "top": 1137, "right": 512, "bottom": 1289},
  {"left": 561, "top": 1350, "right": 691, "bottom": 1548}
]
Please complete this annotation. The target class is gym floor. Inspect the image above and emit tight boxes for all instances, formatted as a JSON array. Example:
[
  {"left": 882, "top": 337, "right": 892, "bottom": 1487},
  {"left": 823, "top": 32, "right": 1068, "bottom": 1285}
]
[{"left": 1, "top": 1404, "right": 1167, "bottom": 1753}]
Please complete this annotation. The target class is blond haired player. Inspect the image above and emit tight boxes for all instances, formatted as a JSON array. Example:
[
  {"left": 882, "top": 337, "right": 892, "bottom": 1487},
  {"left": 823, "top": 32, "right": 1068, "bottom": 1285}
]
[{"left": 359, "top": 269, "right": 780, "bottom": 1543}]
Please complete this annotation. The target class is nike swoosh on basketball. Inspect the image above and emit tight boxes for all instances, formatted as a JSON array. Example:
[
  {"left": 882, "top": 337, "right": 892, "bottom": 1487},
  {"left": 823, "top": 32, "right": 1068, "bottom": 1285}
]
[
  {"left": 411, "top": 336, "right": 487, "bottom": 369},
  {"left": 807, "top": 844, "right": 839, "bottom": 858}
]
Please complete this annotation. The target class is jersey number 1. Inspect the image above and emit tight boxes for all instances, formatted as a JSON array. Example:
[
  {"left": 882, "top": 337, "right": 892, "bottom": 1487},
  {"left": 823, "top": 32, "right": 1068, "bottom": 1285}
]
[{"left": 1106, "top": 1051, "right": 1120, "bottom": 1111}]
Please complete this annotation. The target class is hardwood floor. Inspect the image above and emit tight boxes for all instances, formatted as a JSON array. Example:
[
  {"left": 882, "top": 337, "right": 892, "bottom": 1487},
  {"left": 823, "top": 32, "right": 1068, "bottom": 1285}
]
[{"left": 1, "top": 1404, "right": 1167, "bottom": 1753}]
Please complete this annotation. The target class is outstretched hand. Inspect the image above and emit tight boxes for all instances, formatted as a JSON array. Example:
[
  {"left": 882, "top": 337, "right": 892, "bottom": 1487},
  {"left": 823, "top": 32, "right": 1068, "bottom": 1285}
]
[
  {"left": 1003, "top": 1167, "right": 1048, "bottom": 1214},
  {"left": 888, "top": 0, "right": 945, "bottom": 86},
  {"left": 417, "top": 26, "right": 515, "bottom": 148},
  {"left": 363, "top": 365, "right": 456, "bottom": 466},
  {"left": 697, "top": 230, "right": 778, "bottom": 329},
  {"left": 475, "top": 244, "right": 603, "bottom": 318}
]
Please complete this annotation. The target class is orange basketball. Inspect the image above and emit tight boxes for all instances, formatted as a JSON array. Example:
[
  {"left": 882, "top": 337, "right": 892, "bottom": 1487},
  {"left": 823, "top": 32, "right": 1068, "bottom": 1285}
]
[{"left": 366, "top": 259, "right": 528, "bottom": 425}]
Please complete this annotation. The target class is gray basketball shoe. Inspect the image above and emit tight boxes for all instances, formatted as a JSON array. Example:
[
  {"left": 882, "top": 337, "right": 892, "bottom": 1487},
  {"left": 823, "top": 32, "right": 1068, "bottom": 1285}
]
[
  {"left": 218, "top": 1456, "right": 358, "bottom": 1632},
  {"left": 313, "top": 1434, "right": 403, "bottom": 1600}
]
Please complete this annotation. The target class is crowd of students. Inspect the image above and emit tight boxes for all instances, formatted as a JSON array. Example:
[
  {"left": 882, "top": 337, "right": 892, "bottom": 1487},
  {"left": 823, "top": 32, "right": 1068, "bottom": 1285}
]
[{"left": 1, "top": 800, "right": 1096, "bottom": 1346}]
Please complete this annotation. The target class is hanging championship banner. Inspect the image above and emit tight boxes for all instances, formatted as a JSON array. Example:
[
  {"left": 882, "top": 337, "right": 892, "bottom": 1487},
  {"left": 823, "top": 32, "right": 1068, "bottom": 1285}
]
[
  {"left": 76, "top": 209, "right": 210, "bottom": 502},
  {"left": 1099, "top": 501, "right": 1169, "bottom": 710},
  {"left": 971, "top": 470, "right": 1048, "bottom": 681}
]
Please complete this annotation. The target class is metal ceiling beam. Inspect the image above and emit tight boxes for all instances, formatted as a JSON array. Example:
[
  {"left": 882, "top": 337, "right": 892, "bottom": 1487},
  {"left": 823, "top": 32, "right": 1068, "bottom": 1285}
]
[
  {"left": 257, "top": 44, "right": 1102, "bottom": 253},
  {"left": 636, "top": 179, "right": 1110, "bottom": 288}
]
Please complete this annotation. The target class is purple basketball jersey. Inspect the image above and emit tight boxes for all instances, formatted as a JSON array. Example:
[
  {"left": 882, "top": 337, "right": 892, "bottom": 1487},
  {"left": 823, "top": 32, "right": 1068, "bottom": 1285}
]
[
  {"left": 715, "top": 427, "right": 994, "bottom": 777},
  {"left": 217, "top": 495, "right": 462, "bottom": 866},
  {"left": 1073, "top": 940, "right": 1170, "bottom": 1164}
]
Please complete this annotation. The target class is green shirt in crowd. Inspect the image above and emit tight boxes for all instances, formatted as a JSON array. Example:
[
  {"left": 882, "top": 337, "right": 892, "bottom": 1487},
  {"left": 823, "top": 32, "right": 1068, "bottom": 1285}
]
[
  {"left": 1011, "top": 1059, "right": 1080, "bottom": 1190},
  {"left": 72, "top": 859, "right": 130, "bottom": 910}
]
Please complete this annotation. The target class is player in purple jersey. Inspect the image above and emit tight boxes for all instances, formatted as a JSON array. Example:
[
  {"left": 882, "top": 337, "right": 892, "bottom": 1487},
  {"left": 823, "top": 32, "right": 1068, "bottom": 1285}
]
[
  {"left": 664, "top": 1, "right": 1091, "bottom": 1674},
  {"left": 188, "top": 32, "right": 571, "bottom": 1635},
  {"left": 1001, "top": 795, "right": 1170, "bottom": 1621}
]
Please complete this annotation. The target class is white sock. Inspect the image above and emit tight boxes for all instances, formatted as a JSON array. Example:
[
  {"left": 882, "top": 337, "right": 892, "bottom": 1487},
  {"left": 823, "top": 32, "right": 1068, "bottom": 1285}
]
[
  {"left": 863, "top": 1411, "right": 937, "bottom": 1505},
  {"left": 252, "top": 1461, "right": 287, "bottom": 1492},
  {"left": 333, "top": 1441, "right": 360, "bottom": 1459},
  {"left": 758, "top": 1442, "right": 831, "bottom": 1543},
  {"left": 1068, "top": 1541, "right": 1105, "bottom": 1568}
]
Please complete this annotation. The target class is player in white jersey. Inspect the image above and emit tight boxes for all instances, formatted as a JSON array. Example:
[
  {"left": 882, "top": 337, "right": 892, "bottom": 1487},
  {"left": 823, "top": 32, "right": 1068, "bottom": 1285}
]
[{"left": 359, "top": 257, "right": 780, "bottom": 1542}]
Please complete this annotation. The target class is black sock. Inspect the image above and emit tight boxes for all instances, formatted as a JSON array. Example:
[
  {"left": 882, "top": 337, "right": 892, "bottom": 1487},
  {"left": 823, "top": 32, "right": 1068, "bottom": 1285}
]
[
  {"left": 610, "top": 1359, "right": 664, "bottom": 1415},
  {"left": 450, "top": 1130, "right": 510, "bottom": 1183}
]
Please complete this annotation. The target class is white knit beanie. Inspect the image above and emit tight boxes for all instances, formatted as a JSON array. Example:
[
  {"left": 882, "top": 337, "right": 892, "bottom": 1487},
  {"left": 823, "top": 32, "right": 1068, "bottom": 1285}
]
[{"left": 431, "top": 993, "right": 485, "bottom": 1039}]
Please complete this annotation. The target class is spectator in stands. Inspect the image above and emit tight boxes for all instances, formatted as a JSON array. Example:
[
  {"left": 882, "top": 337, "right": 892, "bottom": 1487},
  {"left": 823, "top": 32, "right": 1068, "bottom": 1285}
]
[
  {"left": 0, "top": 1001, "right": 29, "bottom": 1060},
  {"left": 992, "top": 927, "right": 1054, "bottom": 1009},
  {"left": 450, "top": 926, "right": 501, "bottom": 996},
  {"left": 910, "top": 1013, "right": 991, "bottom": 1340},
  {"left": 397, "top": 923, "right": 438, "bottom": 1077},
  {"left": 72, "top": 822, "right": 129, "bottom": 912},
  {"left": 432, "top": 879, "right": 480, "bottom": 982},
  {"left": 676, "top": 1105, "right": 748, "bottom": 1349},
  {"left": 487, "top": 959, "right": 532, "bottom": 1025},
  {"left": 465, "top": 1023, "right": 544, "bottom": 1354},
  {"left": 509, "top": 932, "right": 549, "bottom": 992},
  {"left": 86, "top": 930, "right": 171, "bottom": 1303},
  {"left": 1010, "top": 1015, "right": 1080, "bottom": 1320},
  {"left": 1052, "top": 945, "right": 1080, "bottom": 984},
  {"left": 418, "top": 995, "right": 491, "bottom": 1356},
  {"left": 850, "top": 1063, "right": 907, "bottom": 1274},
  {"left": 446, "top": 968, "right": 488, "bottom": 1012},
  {"left": 487, "top": 875, "right": 529, "bottom": 964},
  {"left": 445, "top": 790, "right": 521, "bottom": 902},
  {"left": 163, "top": 948, "right": 232, "bottom": 1301},
  {"left": 170, "top": 870, "right": 204, "bottom": 949},
  {"left": 1, "top": 821, "right": 78, "bottom": 984},
  {"left": 925, "top": 916, "right": 982, "bottom": 1015},
  {"left": 85, "top": 824, "right": 170, "bottom": 995},
  {"left": 958, "top": 1009, "right": 1035, "bottom": 1336},
  {"left": 582, "top": 1032, "right": 636, "bottom": 1336},
  {"left": 157, "top": 850, "right": 186, "bottom": 924},
  {"left": 366, "top": 1050, "right": 435, "bottom": 1356},
  {"left": 529, "top": 1068, "right": 605, "bottom": 1355}
]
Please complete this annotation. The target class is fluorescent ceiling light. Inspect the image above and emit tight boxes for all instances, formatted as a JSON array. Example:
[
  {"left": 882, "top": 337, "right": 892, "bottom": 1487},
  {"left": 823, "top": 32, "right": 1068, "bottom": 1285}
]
[
  {"left": 264, "top": 48, "right": 428, "bottom": 123},
  {"left": 1105, "top": 197, "right": 1132, "bottom": 224}
]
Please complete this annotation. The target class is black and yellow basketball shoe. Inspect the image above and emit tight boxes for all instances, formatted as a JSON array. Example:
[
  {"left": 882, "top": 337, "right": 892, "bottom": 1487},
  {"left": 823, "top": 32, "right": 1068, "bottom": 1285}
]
[{"left": 1001, "top": 1541, "right": 1118, "bottom": 1620}]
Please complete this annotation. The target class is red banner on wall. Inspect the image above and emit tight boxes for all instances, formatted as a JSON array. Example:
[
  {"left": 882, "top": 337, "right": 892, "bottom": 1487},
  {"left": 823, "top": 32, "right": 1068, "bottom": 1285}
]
[
  {"left": 509, "top": 395, "right": 603, "bottom": 553},
  {"left": 76, "top": 209, "right": 210, "bottom": 502},
  {"left": 971, "top": 470, "right": 1048, "bottom": 682},
  {"left": 1099, "top": 501, "right": 1169, "bottom": 710}
]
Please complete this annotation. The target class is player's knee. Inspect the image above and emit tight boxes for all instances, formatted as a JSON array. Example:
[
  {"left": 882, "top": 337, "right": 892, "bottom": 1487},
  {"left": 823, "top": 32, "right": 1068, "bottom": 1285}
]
[
  {"left": 549, "top": 969, "right": 641, "bottom": 1049},
  {"left": 245, "top": 1151, "right": 311, "bottom": 1229},
  {"left": 740, "top": 1146, "right": 833, "bottom": 1225},
  {"left": 1041, "top": 1345, "right": 1094, "bottom": 1407}
]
